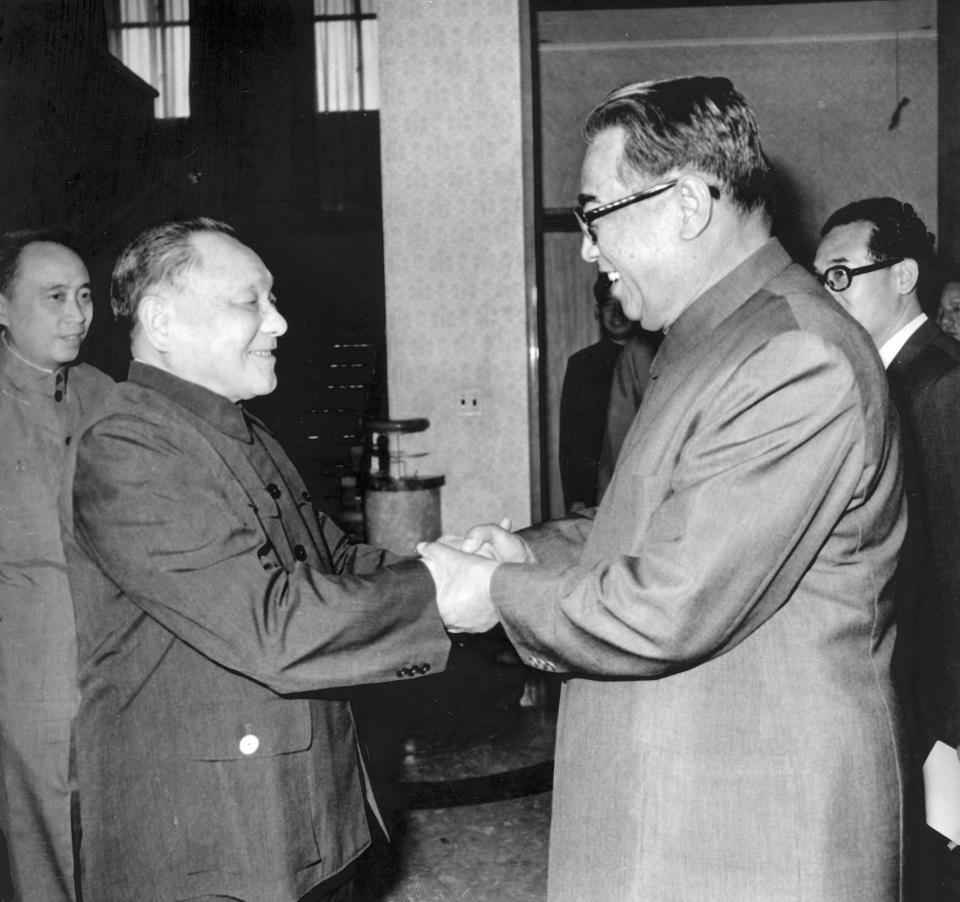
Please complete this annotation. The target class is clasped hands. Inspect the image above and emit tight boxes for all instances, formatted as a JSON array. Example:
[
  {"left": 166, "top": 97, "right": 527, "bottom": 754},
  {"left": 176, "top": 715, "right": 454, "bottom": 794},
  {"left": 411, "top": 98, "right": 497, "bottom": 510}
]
[{"left": 417, "top": 518, "right": 535, "bottom": 633}]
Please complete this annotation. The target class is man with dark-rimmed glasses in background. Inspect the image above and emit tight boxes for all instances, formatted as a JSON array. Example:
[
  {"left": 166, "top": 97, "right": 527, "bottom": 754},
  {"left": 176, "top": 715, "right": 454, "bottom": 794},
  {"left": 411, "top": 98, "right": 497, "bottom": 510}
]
[{"left": 817, "top": 197, "right": 960, "bottom": 902}]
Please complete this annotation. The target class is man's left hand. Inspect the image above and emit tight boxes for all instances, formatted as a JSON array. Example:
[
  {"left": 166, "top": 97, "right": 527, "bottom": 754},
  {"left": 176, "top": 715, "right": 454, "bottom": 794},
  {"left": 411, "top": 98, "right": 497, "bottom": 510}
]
[{"left": 417, "top": 540, "right": 500, "bottom": 633}]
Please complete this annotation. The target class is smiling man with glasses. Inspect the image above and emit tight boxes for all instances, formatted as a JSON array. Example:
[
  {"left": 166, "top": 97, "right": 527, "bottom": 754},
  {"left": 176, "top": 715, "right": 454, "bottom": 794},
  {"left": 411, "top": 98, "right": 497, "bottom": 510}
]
[
  {"left": 817, "top": 197, "right": 960, "bottom": 902},
  {"left": 420, "top": 76, "right": 907, "bottom": 901}
]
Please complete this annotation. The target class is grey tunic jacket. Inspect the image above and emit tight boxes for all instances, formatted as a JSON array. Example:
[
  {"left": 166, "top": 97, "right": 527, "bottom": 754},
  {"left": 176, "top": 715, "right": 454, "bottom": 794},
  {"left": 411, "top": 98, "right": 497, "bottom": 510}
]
[
  {"left": 64, "top": 363, "right": 449, "bottom": 902},
  {"left": 494, "top": 241, "right": 906, "bottom": 902}
]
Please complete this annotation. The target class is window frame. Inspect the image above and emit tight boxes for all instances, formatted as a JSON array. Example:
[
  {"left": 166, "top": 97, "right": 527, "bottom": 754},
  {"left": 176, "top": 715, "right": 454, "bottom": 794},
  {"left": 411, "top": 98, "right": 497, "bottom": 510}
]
[
  {"left": 312, "top": 0, "right": 379, "bottom": 113},
  {"left": 106, "top": 0, "right": 191, "bottom": 119}
]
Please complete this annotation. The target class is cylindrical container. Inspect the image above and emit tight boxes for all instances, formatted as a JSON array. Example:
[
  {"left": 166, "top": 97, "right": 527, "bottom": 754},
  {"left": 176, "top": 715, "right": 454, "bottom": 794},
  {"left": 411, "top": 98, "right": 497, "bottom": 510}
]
[
  {"left": 363, "top": 417, "right": 443, "bottom": 555},
  {"left": 364, "top": 473, "right": 445, "bottom": 555}
]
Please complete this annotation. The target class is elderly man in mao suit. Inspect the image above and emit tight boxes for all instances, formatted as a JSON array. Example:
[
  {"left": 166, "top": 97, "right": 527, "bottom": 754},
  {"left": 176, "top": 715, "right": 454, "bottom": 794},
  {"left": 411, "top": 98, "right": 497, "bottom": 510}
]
[
  {"left": 62, "top": 218, "right": 454, "bottom": 902},
  {"left": 422, "top": 76, "right": 907, "bottom": 902},
  {"left": 816, "top": 197, "right": 960, "bottom": 902}
]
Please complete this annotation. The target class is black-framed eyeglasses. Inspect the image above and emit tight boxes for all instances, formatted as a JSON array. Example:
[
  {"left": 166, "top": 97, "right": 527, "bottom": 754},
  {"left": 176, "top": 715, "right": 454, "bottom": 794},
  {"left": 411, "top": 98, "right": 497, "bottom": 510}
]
[
  {"left": 574, "top": 180, "right": 720, "bottom": 243},
  {"left": 817, "top": 258, "right": 903, "bottom": 292}
]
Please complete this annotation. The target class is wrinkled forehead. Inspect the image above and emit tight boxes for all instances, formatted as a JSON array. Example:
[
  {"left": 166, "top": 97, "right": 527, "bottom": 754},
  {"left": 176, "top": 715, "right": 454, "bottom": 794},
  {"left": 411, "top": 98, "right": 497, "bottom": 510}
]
[
  {"left": 580, "top": 127, "right": 635, "bottom": 196},
  {"left": 187, "top": 231, "right": 273, "bottom": 292}
]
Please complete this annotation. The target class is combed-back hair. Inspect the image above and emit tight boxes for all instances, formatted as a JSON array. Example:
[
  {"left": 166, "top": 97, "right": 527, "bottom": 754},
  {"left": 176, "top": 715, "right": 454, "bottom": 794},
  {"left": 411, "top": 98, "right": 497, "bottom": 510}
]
[
  {"left": 111, "top": 217, "right": 235, "bottom": 327},
  {"left": 0, "top": 229, "right": 76, "bottom": 296},
  {"left": 583, "top": 75, "right": 771, "bottom": 214},
  {"left": 821, "top": 197, "right": 936, "bottom": 303},
  {"left": 820, "top": 197, "right": 935, "bottom": 264}
]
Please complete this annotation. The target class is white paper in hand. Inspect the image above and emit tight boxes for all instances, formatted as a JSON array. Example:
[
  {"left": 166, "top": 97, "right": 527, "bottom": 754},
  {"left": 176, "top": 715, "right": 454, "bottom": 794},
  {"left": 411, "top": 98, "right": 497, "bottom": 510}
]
[{"left": 924, "top": 740, "right": 960, "bottom": 847}]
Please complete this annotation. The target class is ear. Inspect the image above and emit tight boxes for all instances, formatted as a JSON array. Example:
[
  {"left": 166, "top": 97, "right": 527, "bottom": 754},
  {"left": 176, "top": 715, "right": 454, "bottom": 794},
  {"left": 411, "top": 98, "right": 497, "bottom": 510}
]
[
  {"left": 0, "top": 291, "right": 9, "bottom": 330},
  {"left": 676, "top": 175, "right": 713, "bottom": 240},
  {"left": 894, "top": 257, "right": 919, "bottom": 296},
  {"left": 137, "top": 294, "right": 175, "bottom": 352}
]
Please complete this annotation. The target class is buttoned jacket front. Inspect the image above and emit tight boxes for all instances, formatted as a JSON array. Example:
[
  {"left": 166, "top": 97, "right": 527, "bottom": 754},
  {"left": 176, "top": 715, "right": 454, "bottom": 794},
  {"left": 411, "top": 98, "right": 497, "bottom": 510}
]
[
  {"left": 64, "top": 363, "right": 449, "bottom": 902},
  {"left": 0, "top": 341, "right": 111, "bottom": 901}
]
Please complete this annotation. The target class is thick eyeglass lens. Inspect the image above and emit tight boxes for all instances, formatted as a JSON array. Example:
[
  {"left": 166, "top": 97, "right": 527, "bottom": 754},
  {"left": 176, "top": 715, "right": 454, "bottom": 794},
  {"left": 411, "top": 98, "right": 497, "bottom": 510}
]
[{"left": 823, "top": 267, "right": 851, "bottom": 291}]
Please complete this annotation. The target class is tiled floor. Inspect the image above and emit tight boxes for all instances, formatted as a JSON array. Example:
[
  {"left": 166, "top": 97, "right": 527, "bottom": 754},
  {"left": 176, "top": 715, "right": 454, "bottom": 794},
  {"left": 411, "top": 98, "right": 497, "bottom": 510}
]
[
  {"left": 0, "top": 643, "right": 558, "bottom": 902},
  {"left": 356, "top": 792, "right": 552, "bottom": 902},
  {"left": 354, "top": 705, "right": 557, "bottom": 902}
]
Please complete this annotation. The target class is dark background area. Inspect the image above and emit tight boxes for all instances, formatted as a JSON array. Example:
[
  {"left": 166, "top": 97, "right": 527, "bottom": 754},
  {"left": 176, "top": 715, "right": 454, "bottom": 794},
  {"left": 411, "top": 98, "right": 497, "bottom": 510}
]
[{"left": 0, "top": 0, "right": 388, "bottom": 519}]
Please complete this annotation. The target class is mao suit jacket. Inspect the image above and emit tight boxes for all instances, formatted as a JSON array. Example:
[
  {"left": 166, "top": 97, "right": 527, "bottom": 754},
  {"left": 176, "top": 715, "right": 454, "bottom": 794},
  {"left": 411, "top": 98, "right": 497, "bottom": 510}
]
[
  {"left": 0, "top": 345, "right": 111, "bottom": 902},
  {"left": 493, "top": 241, "right": 906, "bottom": 902},
  {"left": 63, "top": 363, "right": 450, "bottom": 902},
  {"left": 887, "top": 320, "right": 960, "bottom": 752}
]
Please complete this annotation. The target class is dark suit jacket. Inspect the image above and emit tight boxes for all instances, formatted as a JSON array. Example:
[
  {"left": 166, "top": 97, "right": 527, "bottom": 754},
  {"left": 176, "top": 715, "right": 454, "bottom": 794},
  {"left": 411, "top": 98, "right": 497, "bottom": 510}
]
[
  {"left": 597, "top": 331, "right": 659, "bottom": 498},
  {"left": 888, "top": 320, "right": 960, "bottom": 750},
  {"left": 63, "top": 363, "right": 450, "bottom": 902},
  {"left": 558, "top": 337, "right": 623, "bottom": 509}
]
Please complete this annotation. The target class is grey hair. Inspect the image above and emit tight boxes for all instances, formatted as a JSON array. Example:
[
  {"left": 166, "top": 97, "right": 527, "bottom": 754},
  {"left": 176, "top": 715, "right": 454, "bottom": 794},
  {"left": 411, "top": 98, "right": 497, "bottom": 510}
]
[{"left": 110, "top": 217, "right": 235, "bottom": 328}]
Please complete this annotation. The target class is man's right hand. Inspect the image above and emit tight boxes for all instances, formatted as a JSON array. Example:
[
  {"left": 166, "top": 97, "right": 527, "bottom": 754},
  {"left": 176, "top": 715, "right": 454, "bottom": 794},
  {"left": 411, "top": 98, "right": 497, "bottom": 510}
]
[{"left": 417, "top": 540, "right": 500, "bottom": 633}]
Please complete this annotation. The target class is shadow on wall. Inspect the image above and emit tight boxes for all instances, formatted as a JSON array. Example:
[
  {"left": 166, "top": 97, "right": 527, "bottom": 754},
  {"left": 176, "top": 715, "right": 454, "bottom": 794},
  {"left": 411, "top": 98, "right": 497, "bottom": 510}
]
[{"left": 768, "top": 156, "right": 817, "bottom": 268}]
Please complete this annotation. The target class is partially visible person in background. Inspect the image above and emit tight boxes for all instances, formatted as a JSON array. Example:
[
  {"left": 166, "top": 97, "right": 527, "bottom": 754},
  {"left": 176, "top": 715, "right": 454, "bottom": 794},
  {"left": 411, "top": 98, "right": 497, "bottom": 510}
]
[
  {"left": 937, "top": 279, "right": 960, "bottom": 340},
  {"left": 0, "top": 230, "right": 112, "bottom": 901},
  {"left": 559, "top": 273, "right": 654, "bottom": 513},
  {"left": 596, "top": 326, "right": 660, "bottom": 500}
]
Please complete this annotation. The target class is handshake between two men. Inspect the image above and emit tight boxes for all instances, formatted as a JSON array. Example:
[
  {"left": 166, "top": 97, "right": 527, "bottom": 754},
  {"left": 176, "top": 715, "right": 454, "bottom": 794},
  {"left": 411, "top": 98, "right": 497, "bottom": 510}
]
[{"left": 417, "top": 519, "right": 535, "bottom": 634}]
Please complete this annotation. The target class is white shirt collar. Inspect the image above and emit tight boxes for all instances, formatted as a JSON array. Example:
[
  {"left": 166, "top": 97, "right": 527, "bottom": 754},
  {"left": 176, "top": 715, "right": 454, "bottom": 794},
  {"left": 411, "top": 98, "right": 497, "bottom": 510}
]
[{"left": 879, "top": 313, "right": 927, "bottom": 368}]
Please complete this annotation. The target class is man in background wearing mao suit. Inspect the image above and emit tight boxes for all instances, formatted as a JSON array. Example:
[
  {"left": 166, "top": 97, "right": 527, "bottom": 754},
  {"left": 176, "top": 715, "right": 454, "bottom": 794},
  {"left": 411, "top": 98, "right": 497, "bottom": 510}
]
[
  {"left": 816, "top": 197, "right": 960, "bottom": 901},
  {"left": 0, "top": 231, "right": 112, "bottom": 902},
  {"left": 421, "top": 76, "right": 907, "bottom": 901},
  {"left": 63, "top": 218, "right": 457, "bottom": 902}
]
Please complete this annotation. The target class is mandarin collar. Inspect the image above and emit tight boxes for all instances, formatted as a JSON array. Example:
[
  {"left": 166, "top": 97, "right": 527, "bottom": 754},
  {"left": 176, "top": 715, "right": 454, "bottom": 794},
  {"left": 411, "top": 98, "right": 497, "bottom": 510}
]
[
  {"left": 650, "top": 238, "right": 792, "bottom": 378},
  {"left": 128, "top": 361, "right": 254, "bottom": 442},
  {"left": 0, "top": 335, "right": 68, "bottom": 396}
]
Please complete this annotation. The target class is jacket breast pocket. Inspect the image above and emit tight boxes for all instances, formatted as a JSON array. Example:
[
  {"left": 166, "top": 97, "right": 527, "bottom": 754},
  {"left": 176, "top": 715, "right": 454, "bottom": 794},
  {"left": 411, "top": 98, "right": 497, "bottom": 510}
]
[
  {"left": 181, "top": 696, "right": 312, "bottom": 761},
  {"left": 174, "top": 697, "right": 323, "bottom": 880}
]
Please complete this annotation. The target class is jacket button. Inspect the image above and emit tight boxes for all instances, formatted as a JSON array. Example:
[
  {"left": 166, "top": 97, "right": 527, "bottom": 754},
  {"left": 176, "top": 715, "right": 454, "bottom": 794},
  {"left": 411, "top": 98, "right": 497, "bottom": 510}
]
[
  {"left": 396, "top": 667, "right": 410, "bottom": 678},
  {"left": 238, "top": 734, "right": 260, "bottom": 755},
  {"left": 293, "top": 544, "right": 307, "bottom": 561},
  {"left": 267, "top": 483, "right": 282, "bottom": 499},
  {"left": 417, "top": 663, "right": 431, "bottom": 675}
]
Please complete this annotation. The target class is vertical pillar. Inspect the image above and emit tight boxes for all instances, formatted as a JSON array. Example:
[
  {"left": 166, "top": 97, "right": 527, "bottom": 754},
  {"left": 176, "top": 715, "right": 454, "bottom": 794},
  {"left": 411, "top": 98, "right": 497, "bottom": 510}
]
[{"left": 378, "top": 1, "right": 535, "bottom": 533}]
